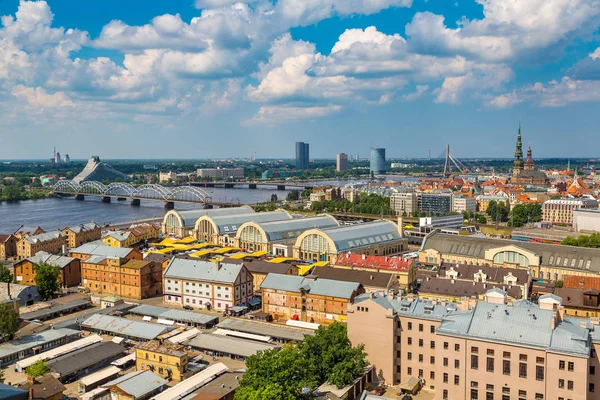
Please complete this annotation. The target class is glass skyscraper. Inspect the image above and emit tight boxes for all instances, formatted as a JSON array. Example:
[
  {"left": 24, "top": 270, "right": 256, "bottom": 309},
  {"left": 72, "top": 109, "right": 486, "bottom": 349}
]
[
  {"left": 370, "top": 147, "right": 386, "bottom": 174},
  {"left": 295, "top": 142, "right": 309, "bottom": 170}
]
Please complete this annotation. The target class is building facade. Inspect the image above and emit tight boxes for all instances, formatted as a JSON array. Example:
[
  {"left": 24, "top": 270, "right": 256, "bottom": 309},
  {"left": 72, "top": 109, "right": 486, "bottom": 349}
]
[
  {"left": 420, "top": 194, "right": 452, "bottom": 214},
  {"left": 260, "top": 273, "right": 363, "bottom": 325},
  {"left": 293, "top": 220, "right": 407, "bottom": 263},
  {"left": 163, "top": 259, "right": 254, "bottom": 311},
  {"left": 334, "top": 253, "right": 417, "bottom": 289},
  {"left": 573, "top": 209, "right": 600, "bottom": 232},
  {"left": 196, "top": 168, "right": 244, "bottom": 179},
  {"left": 336, "top": 153, "right": 349, "bottom": 172},
  {"left": 81, "top": 258, "right": 162, "bottom": 299},
  {"left": 103, "top": 224, "right": 159, "bottom": 248},
  {"left": 135, "top": 341, "right": 188, "bottom": 381},
  {"left": 452, "top": 195, "right": 476, "bottom": 213},
  {"left": 161, "top": 207, "right": 253, "bottom": 238},
  {"left": 0, "top": 234, "right": 18, "bottom": 259},
  {"left": 16, "top": 231, "right": 67, "bottom": 259},
  {"left": 391, "top": 192, "right": 419, "bottom": 217},
  {"left": 511, "top": 125, "right": 550, "bottom": 186},
  {"left": 543, "top": 198, "right": 599, "bottom": 226},
  {"left": 370, "top": 148, "right": 386, "bottom": 175},
  {"left": 61, "top": 223, "right": 101, "bottom": 248},
  {"left": 347, "top": 292, "right": 599, "bottom": 400},
  {"left": 14, "top": 252, "right": 81, "bottom": 287}
]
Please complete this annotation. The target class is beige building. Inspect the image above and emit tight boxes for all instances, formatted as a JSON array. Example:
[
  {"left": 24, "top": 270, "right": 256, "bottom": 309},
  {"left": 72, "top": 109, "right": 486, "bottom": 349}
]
[
  {"left": 234, "top": 215, "right": 339, "bottom": 253},
  {"left": 222, "top": 258, "right": 299, "bottom": 294},
  {"left": 390, "top": 192, "right": 419, "bottom": 217},
  {"left": 193, "top": 210, "right": 292, "bottom": 246},
  {"left": 163, "top": 258, "right": 254, "bottom": 311},
  {"left": 135, "top": 340, "right": 188, "bottom": 381},
  {"left": 419, "top": 231, "right": 600, "bottom": 283},
  {"left": 61, "top": 223, "right": 101, "bottom": 248},
  {"left": 293, "top": 220, "right": 407, "bottom": 263},
  {"left": 16, "top": 231, "right": 66, "bottom": 259},
  {"left": 0, "top": 234, "right": 18, "bottom": 259},
  {"left": 347, "top": 291, "right": 600, "bottom": 400},
  {"left": 103, "top": 224, "right": 159, "bottom": 248},
  {"left": 13, "top": 225, "right": 45, "bottom": 239},
  {"left": 543, "top": 198, "right": 599, "bottom": 226}
]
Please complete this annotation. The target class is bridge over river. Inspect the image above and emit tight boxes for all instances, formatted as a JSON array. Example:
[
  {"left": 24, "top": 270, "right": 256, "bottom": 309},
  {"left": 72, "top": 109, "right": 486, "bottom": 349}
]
[{"left": 52, "top": 181, "right": 244, "bottom": 209}]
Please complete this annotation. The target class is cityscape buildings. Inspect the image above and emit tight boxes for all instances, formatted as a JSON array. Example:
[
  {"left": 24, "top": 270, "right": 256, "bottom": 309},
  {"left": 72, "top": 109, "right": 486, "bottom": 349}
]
[
  {"left": 196, "top": 168, "right": 244, "bottom": 179},
  {"left": 370, "top": 147, "right": 386, "bottom": 174},
  {"left": 295, "top": 141, "right": 310, "bottom": 170},
  {"left": 336, "top": 153, "right": 349, "bottom": 171}
]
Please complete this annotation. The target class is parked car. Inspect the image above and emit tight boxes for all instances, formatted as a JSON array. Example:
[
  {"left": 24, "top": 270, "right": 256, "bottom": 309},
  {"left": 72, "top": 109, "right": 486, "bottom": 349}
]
[{"left": 183, "top": 305, "right": 194, "bottom": 310}]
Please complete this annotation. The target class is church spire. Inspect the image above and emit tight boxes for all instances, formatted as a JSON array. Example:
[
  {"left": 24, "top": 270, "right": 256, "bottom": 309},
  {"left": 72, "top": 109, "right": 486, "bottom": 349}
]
[{"left": 513, "top": 122, "right": 524, "bottom": 176}]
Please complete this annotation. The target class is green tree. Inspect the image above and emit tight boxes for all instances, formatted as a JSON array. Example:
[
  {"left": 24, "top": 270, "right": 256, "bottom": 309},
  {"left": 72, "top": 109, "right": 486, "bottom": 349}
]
[
  {"left": 561, "top": 236, "right": 578, "bottom": 246},
  {"left": 235, "top": 322, "right": 367, "bottom": 400},
  {"left": 0, "top": 303, "right": 19, "bottom": 340},
  {"left": 25, "top": 360, "right": 48, "bottom": 378},
  {"left": 35, "top": 264, "right": 60, "bottom": 300},
  {"left": 509, "top": 203, "right": 542, "bottom": 227},
  {"left": 287, "top": 190, "right": 300, "bottom": 201},
  {"left": 0, "top": 262, "right": 13, "bottom": 300}
]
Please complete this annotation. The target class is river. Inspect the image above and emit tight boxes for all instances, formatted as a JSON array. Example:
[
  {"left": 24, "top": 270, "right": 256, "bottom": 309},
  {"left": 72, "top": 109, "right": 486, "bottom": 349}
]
[
  {"left": 0, "top": 176, "right": 422, "bottom": 232},
  {"left": 0, "top": 186, "right": 291, "bottom": 232}
]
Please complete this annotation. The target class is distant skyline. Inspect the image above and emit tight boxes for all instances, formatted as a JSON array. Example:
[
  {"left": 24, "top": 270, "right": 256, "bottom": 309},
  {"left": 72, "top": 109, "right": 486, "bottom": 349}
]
[{"left": 1, "top": 0, "right": 599, "bottom": 159}]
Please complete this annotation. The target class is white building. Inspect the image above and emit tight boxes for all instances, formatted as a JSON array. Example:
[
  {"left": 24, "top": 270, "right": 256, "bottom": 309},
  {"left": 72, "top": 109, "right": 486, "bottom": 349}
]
[
  {"left": 163, "top": 259, "right": 254, "bottom": 311},
  {"left": 452, "top": 195, "right": 477, "bottom": 213},
  {"left": 159, "top": 171, "right": 177, "bottom": 182},
  {"left": 197, "top": 168, "right": 244, "bottom": 179},
  {"left": 573, "top": 208, "right": 600, "bottom": 232}
]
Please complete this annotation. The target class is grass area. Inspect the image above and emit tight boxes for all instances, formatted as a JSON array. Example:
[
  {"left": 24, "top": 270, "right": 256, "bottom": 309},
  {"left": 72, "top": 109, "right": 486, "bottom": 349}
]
[{"left": 479, "top": 224, "right": 513, "bottom": 237}]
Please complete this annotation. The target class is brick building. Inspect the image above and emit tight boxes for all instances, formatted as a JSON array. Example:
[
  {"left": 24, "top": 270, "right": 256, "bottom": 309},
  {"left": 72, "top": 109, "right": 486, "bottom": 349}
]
[
  {"left": 16, "top": 231, "right": 66, "bottom": 259},
  {"left": 13, "top": 251, "right": 81, "bottom": 287},
  {"left": 61, "top": 223, "right": 101, "bottom": 248}
]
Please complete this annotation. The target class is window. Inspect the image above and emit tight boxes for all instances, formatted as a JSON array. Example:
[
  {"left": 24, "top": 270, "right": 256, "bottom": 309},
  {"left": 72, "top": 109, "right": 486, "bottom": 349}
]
[
  {"left": 430, "top": 341, "right": 435, "bottom": 349},
  {"left": 455, "top": 359, "right": 460, "bottom": 369},
  {"left": 502, "top": 387, "right": 509, "bottom": 394},
  {"left": 590, "top": 383, "right": 595, "bottom": 393},
  {"left": 519, "top": 363, "right": 527, "bottom": 378},
  {"left": 408, "top": 337, "right": 412, "bottom": 345},
  {"left": 408, "top": 352, "right": 412, "bottom": 360},
  {"left": 519, "top": 354, "right": 527, "bottom": 361},
  {"left": 443, "top": 373, "right": 448, "bottom": 384},
  {"left": 443, "top": 357, "right": 449, "bottom": 367},
  {"left": 502, "top": 396, "right": 509, "bottom": 400},
  {"left": 397, "top": 350, "right": 401, "bottom": 358},
  {"left": 471, "top": 389, "right": 479, "bottom": 400},
  {"left": 419, "top": 369, "right": 423, "bottom": 377},
  {"left": 430, "top": 371, "right": 435, "bottom": 380},
  {"left": 431, "top": 356, "right": 435, "bottom": 364},
  {"left": 443, "top": 389, "right": 448, "bottom": 400},
  {"left": 518, "top": 390, "right": 526, "bottom": 399},
  {"left": 487, "top": 349, "right": 495, "bottom": 356},
  {"left": 568, "top": 362, "right": 574, "bottom": 371},
  {"left": 591, "top": 366, "right": 596, "bottom": 375},
  {"left": 397, "top": 366, "right": 401, "bottom": 373},
  {"left": 536, "top": 365, "right": 544, "bottom": 381},
  {"left": 536, "top": 357, "right": 544, "bottom": 364},
  {"left": 419, "top": 354, "right": 423, "bottom": 363},
  {"left": 408, "top": 367, "right": 412, "bottom": 375},
  {"left": 444, "top": 342, "right": 449, "bottom": 350},
  {"left": 454, "top": 375, "right": 460, "bottom": 385},
  {"left": 419, "top": 339, "right": 423, "bottom": 347},
  {"left": 558, "top": 379, "right": 564, "bottom": 389},
  {"left": 559, "top": 360, "right": 565, "bottom": 370},
  {"left": 471, "top": 355, "right": 479, "bottom": 370},
  {"left": 486, "top": 384, "right": 494, "bottom": 391},
  {"left": 503, "top": 360, "right": 510, "bottom": 375},
  {"left": 487, "top": 357, "right": 494, "bottom": 373},
  {"left": 471, "top": 382, "right": 479, "bottom": 388},
  {"left": 486, "top": 393, "right": 493, "bottom": 400},
  {"left": 431, "top": 325, "right": 435, "bottom": 333},
  {"left": 472, "top": 346, "right": 479, "bottom": 354},
  {"left": 408, "top": 322, "right": 412, "bottom": 330},
  {"left": 455, "top": 343, "right": 460, "bottom": 351},
  {"left": 534, "top": 394, "right": 543, "bottom": 400},
  {"left": 567, "top": 381, "right": 573, "bottom": 391},
  {"left": 419, "top": 323, "right": 423, "bottom": 332}
]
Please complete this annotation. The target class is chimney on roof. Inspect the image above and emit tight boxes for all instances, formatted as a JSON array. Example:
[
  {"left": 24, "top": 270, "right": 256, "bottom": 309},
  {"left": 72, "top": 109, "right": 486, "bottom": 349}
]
[
  {"left": 398, "top": 217, "right": 404, "bottom": 237},
  {"left": 362, "top": 254, "right": 366, "bottom": 260},
  {"left": 216, "top": 261, "right": 222, "bottom": 270},
  {"left": 370, "top": 275, "right": 374, "bottom": 280}
]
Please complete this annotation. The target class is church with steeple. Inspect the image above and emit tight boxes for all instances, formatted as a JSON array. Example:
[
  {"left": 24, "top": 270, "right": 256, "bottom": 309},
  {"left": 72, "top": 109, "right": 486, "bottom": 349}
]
[{"left": 511, "top": 124, "right": 549, "bottom": 186}]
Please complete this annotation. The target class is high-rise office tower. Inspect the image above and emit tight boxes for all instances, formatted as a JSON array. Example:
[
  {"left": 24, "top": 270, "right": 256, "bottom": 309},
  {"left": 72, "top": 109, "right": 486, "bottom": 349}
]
[
  {"left": 336, "top": 153, "right": 349, "bottom": 172},
  {"left": 295, "top": 142, "right": 310, "bottom": 170},
  {"left": 370, "top": 148, "right": 386, "bottom": 175}
]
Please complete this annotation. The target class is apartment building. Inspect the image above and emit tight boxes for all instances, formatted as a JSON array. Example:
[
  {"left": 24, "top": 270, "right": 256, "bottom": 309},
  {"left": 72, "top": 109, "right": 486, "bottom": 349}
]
[
  {"left": 196, "top": 168, "right": 244, "bottom": 179},
  {"left": 61, "top": 223, "right": 101, "bottom": 248},
  {"left": 0, "top": 234, "right": 17, "bottom": 259},
  {"left": 260, "top": 273, "right": 364, "bottom": 325},
  {"left": 16, "top": 231, "right": 67, "bottom": 259},
  {"left": 135, "top": 340, "right": 188, "bottom": 381},
  {"left": 103, "top": 224, "right": 159, "bottom": 248},
  {"left": 347, "top": 291, "right": 599, "bottom": 400},
  {"left": 222, "top": 258, "right": 300, "bottom": 293},
  {"left": 476, "top": 195, "right": 510, "bottom": 213},
  {"left": 163, "top": 259, "right": 254, "bottom": 311},
  {"left": 81, "top": 257, "right": 162, "bottom": 300},
  {"left": 390, "top": 192, "right": 419, "bottom": 217},
  {"left": 14, "top": 251, "right": 81, "bottom": 287},
  {"left": 543, "top": 198, "right": 599, "bottom": 226},
  {"left": 452, "top": 195, "right": 476, "bottom": 213}
]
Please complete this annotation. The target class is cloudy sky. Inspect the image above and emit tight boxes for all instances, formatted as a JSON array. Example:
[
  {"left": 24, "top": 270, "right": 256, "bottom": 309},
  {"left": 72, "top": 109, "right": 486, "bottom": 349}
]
[{"left": 1, "top": 0, "right": 599, "bottom": 160}]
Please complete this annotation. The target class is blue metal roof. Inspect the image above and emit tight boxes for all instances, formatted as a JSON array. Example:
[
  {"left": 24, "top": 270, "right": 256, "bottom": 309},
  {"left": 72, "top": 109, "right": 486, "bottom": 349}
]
[
  {"left": 164, "top": 259, "right": 243, "bottom": 284},
  {"left": 318, "top": 220, "right": 402, "bottom": 252},
  {"left": 129, "top": 305, "right": 218, "bottom": 325},
  {"left": 207, "top": 211, "right": 292, "bottom": 234},
  {"left": 81, "top": 314, "right": 170, "bottom": 340},
  {"left": 258, "top": 215, "right": 339, "bottom": 242},
  {"left": 104, "top": 370, "right": 167, "bottom": 398},
  {"left": 260, "top": 273, "right": 361, "bottom": 299}
]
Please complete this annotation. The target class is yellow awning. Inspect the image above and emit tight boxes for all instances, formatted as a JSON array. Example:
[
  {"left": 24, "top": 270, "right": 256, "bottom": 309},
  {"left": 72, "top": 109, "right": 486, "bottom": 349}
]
[
  {"left": 298, "top": 265, "right": 314, "bottom": 276},
  {"left": 228, "top": 250, "right": 268, "bottom": 259},
  {"left": 155, "top": 238, "right": 176, "bottom": 247},
  {"left": 268, "top": 257, "right": 297, "bottom": 263},
  {"left": 156, "top": 247, "right": 178, "bottom": 254},
  {"left": 209, "top": 257, "right": 224, "bottom": 262},
  {"left": 173, "top": 237, "right": 197, "bottom": 244}
]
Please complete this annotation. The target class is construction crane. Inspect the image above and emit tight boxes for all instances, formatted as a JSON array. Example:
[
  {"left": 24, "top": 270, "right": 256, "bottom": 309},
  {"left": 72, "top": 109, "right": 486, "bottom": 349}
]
[{"left": 442, "top": 144, "right": 470, "bottom": 177}]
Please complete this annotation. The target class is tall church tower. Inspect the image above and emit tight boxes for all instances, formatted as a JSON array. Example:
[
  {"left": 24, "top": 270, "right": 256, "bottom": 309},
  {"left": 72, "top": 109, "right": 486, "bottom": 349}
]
[
  {"left": 524, "top": 146, "right": 535, "bottom": 171},
  {"left": 513, "top": 123, "right": 524, "bottom": 176}
]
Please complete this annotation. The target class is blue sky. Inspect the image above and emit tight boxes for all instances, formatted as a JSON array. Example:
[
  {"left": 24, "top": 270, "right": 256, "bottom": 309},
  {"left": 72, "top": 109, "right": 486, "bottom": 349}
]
[{"left": 0, "top": 0, "right": 599, "bottom": 160}]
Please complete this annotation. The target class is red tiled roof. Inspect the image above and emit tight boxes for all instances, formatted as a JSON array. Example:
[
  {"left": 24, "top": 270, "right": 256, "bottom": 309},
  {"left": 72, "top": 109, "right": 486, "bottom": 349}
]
[
  {"left": 563, "top": 275, "right": 600, "bottom": 291},
  {"left": 335, "top": 253, "right": 414, "bottom": 272}
]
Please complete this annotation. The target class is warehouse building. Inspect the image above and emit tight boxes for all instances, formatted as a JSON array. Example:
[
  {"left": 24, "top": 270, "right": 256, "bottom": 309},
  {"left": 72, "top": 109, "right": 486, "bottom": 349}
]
[
  {"left": 48, "top": 341, "right": 126, "bottom": 382},
  {"left": 80, "top": 314, "right": 173, "bottom": 341},
  {"left": 162, "top": 207, "right": 254, "bottom": 237},
  {"left": 293, "top": 220, "right": 407, "bottom": 263}
]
